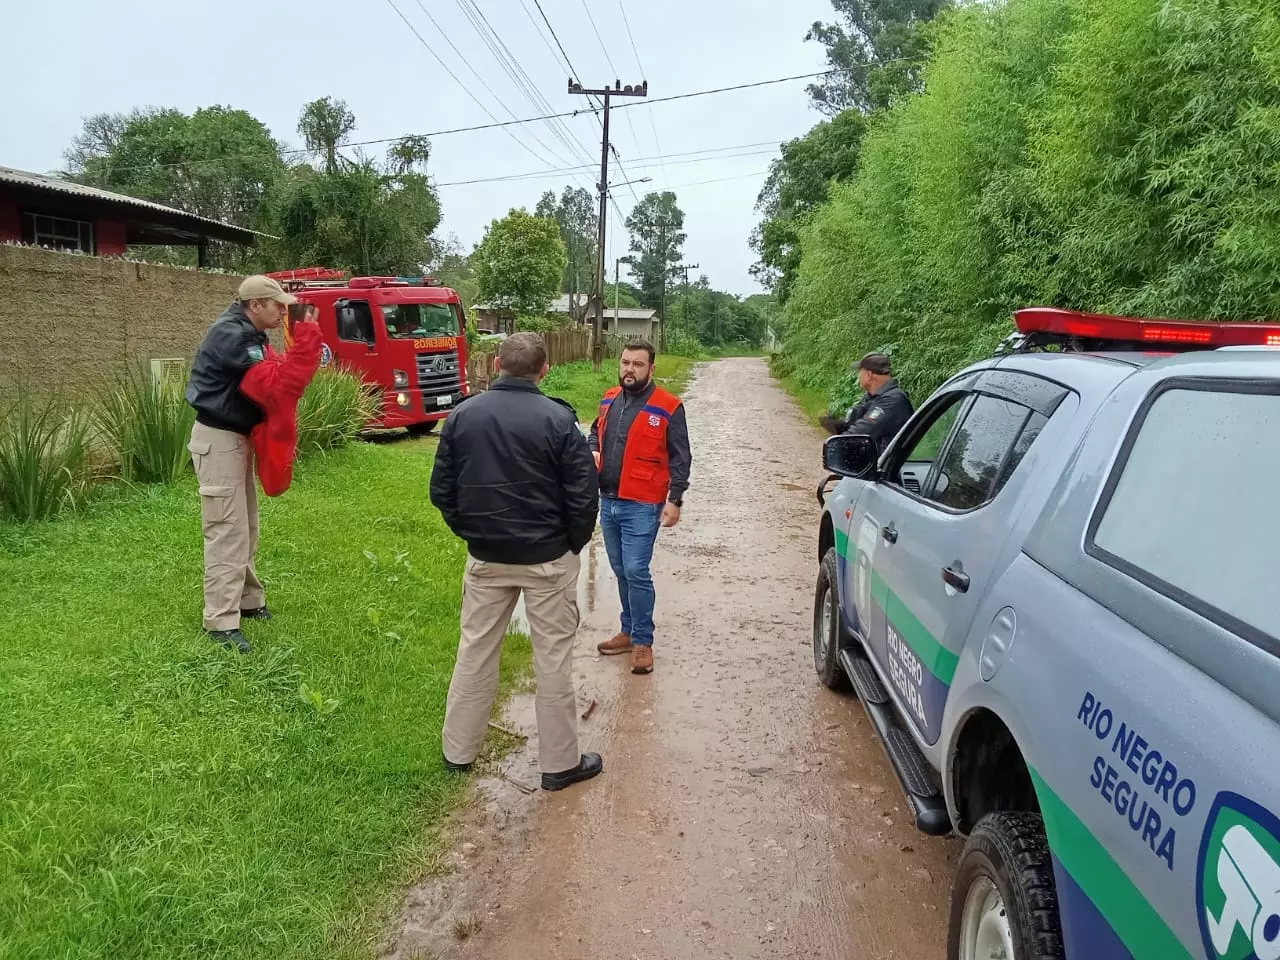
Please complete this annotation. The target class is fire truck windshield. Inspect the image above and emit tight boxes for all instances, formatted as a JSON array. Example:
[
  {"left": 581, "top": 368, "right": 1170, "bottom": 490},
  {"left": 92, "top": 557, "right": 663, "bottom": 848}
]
[{"left": 381, "top": 303, "right": 459, "bottom": 339}]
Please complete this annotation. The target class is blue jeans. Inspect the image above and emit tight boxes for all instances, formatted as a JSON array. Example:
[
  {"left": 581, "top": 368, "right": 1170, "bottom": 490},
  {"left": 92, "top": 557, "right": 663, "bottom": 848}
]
[{"left": 599, "top": 496, "right": 663, "bottom": 647}]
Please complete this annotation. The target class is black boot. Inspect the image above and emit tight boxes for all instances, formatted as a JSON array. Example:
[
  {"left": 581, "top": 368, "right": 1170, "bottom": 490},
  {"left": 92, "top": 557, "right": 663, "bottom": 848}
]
[
  {"left": 443, "top": 755, "right": 472, "bottom": 773},
  {"left": 241, "top": 606, "right": 272, "bottom": 621},
  {"left": 208, "top": 629, "right": 252, "bottom": 654},
  {"left": 541, "top": 753, "right": 603, "bottom": 791}
]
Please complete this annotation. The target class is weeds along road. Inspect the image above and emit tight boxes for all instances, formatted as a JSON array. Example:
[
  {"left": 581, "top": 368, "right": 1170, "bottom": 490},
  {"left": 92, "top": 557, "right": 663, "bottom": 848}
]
[{"left": 385, "top": 358, "right": 958, "bottom": 960}]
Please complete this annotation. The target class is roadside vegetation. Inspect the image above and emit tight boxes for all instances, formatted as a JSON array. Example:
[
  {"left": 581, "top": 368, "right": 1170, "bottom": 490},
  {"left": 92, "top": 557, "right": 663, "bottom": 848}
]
[
  {"left": 0, "top": 369, "right": 529, "bottom": 958},
  {"left": 760, "top": 0, "right": 1280, "bottom": 413},
  {"left": 0, "top": 367, "right": 373, "bottom": 523}
]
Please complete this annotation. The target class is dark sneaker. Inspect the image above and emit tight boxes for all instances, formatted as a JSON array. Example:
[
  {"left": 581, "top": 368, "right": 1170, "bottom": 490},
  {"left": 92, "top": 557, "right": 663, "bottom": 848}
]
[
  {"left": 597, "top": 632, "right": 631, "bottom": 656},
  {"left": 444, "top": 756, "right": 472, "bottom": 773},
  {"left": 541, "top": 753, "right": 603, "bottom": 791},
  {"left": 241, "top": 606, "right": 272, "bottom": 621},
  {"left": 208, "top": 629, "right": 252, "bottom": 654}
]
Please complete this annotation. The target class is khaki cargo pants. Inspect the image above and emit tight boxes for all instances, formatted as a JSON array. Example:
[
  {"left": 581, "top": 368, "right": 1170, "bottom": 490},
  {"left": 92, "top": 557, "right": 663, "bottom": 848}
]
[
  {"left": 189, "top": 422, "right": 264, "bottom": 632},
  {"left": 443, "top": 552, "right": 582, "bottom": 775}
]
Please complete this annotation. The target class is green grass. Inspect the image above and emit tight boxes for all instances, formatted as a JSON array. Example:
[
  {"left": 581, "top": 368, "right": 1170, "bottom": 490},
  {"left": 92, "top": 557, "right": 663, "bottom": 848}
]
[
  {"left": 772, "top": 373, "right": 832, "bottom": 426},
  {"left": 0, "top": 439, "right": 528, "bottom": 959},
  {"left": 540, "top": 355, "right": 699, "bottom": 420}
]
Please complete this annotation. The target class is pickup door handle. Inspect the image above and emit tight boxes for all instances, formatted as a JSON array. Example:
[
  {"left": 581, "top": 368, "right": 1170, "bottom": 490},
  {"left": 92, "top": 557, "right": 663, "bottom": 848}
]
[
  {"left": 942, "top": 564, "right": 970, "bottom": 593},
  {"left": 880, "top": 524, "right": 898, "bottom": 545}
]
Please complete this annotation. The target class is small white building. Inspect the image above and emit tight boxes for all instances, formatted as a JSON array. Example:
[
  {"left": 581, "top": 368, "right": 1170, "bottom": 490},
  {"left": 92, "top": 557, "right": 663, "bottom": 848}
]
[
  {"left": 475, "top": 293, "right": 660, "bottom": 342},
  {"left": 600, "top": 307, "right": 660, "bottom": 342}
]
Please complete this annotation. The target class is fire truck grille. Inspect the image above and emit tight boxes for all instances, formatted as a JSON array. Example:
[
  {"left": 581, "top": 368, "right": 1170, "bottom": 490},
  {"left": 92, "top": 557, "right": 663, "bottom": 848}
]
[{"left": 416, "top": 350, "right": 462, "bottom": 394}]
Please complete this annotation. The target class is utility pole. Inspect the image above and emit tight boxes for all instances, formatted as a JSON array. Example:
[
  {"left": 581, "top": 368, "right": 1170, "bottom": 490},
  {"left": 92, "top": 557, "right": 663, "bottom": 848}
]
[
  {"left": 675, "top": 262, "right": 698, "bottom": 345},
  {"left": 569, "top": 78, "right": 648, "bottom": 370},
  {"left": 614, "top": 255, "right": 634, "bottom": 337}
]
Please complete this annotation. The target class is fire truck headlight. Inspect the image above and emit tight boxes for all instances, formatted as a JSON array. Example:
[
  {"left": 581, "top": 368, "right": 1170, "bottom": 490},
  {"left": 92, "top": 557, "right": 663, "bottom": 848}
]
[
  {"left": 392, "top": 369, "right": 409, "bottom": 387},
  {"left": 396, "top": 392, "right": 410, "bottom": 407}
]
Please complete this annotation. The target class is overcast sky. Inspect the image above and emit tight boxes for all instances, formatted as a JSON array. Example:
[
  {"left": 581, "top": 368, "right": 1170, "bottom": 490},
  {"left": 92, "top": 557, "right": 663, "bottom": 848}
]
[{"left": 1, "top": 0, "right": 835, "bottom": 295}]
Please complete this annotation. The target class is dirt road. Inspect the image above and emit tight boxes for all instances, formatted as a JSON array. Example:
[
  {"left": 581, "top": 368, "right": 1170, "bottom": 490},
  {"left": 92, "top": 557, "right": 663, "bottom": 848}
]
[{"left": 384, "top": 358, "right": 956, "bottom": 960}]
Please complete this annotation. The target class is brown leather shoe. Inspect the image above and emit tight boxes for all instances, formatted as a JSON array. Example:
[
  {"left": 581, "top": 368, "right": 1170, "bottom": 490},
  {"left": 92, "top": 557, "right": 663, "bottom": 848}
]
[
  {"left": 631, "top": 645, "right": 654, "bottom": 674},
  {"left": 597, "top": 632, "right": 631, "bottom": 656}
]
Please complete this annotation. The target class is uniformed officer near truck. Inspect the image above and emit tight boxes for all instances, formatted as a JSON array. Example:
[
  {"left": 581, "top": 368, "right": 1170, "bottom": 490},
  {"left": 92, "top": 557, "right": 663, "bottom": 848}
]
[
  {"left": 820, "top": 351, "right": 914, "bottom": 452},
  {"left": 184, "top": 275, "right": 296, "bottom": 654}
]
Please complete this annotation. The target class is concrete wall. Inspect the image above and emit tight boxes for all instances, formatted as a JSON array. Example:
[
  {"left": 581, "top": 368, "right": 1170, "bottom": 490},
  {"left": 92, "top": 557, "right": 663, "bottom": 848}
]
[{"left": 0, "top": 244, "right": 250, "bottom": 401}]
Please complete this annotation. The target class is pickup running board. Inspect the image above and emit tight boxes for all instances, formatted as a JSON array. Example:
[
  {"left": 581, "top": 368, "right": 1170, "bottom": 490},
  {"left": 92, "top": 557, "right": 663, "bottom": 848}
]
[{"left": 837, "top": 647, "right": 952, "bottom": 836}]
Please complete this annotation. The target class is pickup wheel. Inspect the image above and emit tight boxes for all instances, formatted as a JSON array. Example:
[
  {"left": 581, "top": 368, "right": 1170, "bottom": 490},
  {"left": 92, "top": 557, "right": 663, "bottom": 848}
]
[
  {"left": 813, "top": 547, "right": 849, "bottom": 690},
  {"left": 406, "top": 421, "right": 437, "bottom": 437},
  {"left": 948, "top": 812, "right": 1064, "bottom": 960}
]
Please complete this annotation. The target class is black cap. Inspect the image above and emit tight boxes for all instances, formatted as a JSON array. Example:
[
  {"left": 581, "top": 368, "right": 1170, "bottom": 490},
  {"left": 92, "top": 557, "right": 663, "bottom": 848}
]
[{"left": 856, "top": 352, "right": 892, "bottom": 376}]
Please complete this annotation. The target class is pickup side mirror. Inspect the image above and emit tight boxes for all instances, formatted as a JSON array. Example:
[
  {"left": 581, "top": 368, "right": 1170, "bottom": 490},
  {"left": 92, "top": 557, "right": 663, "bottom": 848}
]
[{"left": 823, "top": 433, "right": 878, "bottom": 480}]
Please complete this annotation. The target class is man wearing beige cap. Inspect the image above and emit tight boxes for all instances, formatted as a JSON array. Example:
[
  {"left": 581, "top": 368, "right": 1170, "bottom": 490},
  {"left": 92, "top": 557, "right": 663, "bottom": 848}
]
[{"left": 184, "top": 276, "right": 296, "bottom": 654}]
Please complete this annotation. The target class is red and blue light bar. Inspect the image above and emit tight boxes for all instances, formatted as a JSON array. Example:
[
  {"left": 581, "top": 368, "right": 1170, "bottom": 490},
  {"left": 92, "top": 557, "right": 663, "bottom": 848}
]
[{"left": 1015, "top": 307, "right": 1280, "bottom": 348}]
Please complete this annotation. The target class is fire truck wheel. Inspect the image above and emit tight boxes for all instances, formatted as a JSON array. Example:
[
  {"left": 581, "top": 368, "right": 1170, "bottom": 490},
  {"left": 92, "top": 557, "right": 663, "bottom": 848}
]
[{"left": 407, "top": 421, "right": 438, "bottom": 437}]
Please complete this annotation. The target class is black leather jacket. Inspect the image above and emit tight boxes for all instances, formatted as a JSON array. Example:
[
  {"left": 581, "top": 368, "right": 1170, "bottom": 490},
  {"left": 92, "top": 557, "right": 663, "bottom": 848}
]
[
  {"left": 429, "top": 376, "right": 599, "bottom": 564},
  {"left": 185, "top": 303, "right": 269, "bottom": 435}
]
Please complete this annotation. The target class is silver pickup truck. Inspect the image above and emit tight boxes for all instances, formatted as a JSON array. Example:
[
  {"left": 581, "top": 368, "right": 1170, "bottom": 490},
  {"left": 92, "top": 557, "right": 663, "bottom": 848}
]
[{"left": 813, "top": 307, "right": 1280, "bottom": 960}]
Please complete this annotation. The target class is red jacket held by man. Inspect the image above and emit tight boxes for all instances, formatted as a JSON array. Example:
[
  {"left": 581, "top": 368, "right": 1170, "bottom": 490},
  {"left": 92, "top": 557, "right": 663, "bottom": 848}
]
[{"left": 239, "top": 321, "right": 323, "bottom": 496}]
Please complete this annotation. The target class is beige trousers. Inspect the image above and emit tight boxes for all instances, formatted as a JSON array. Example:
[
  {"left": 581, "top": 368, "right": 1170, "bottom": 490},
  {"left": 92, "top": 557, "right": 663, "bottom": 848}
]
[
  {"left": 443, "top": 551, "right": 582, "bottom": 774},
  {"left": 189, "top": 422, "right": 264, "bottom": 632}
]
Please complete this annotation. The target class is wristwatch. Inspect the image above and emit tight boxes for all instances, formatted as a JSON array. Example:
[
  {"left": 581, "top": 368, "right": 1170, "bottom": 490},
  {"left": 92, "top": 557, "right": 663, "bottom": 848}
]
[{"left": 669, "top": 498, "right": 683, "bottom": 508}]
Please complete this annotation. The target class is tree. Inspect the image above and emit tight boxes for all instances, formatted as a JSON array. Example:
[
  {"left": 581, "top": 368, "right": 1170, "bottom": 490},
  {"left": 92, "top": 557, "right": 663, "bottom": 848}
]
[
  {"left": 472, "top": 209, "right": 566, "bottom": 327},
  {"left": 63, "top": 105, "right": 287, "bottom": 269},
  {"left": 535, "top": 186, "right": 598, "bottom": 321},
  {"left": 298, "top": 96, "right": 356, "bottom": 173},
  {"left": 603, "top": 282, "right": 641, "bottom": 308},
  {"left": 625, "top": 192, "right": 686, "bottom": 314},
  {"left": 674, "top": 281, "right": 769, "bottom": 348},
  {"left": 266, "top": 149, "right": 441, "bottom": 276},
  {"left": 805, "top": 0, "right": 951, "bottom": 114},
  {"left": 751, "top": 110, "right": 868, "bottom": 302},
  {"left": 265, "top": 98, "right": 441, "bottom": 275},
  {"left": 427, "top": 233, "right": 480, "bottom": 309},
  {"left": 63, "top": 110, "right": 134, "bottom": 175}
]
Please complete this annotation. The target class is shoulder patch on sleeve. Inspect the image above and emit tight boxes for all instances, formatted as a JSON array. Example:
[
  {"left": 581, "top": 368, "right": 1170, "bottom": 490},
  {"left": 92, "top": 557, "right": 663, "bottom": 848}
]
[
  {"left": 247, "top": 344, "right": 265, "bottom": 363},
  {"left": 866, "top": 406, "right": 884, "bottom": 422}
]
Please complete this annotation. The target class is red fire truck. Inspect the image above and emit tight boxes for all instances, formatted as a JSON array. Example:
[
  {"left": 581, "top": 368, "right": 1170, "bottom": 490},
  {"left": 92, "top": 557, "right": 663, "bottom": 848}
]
[{"left": 267, "top": 267, "right": 471, "bottom": 435}]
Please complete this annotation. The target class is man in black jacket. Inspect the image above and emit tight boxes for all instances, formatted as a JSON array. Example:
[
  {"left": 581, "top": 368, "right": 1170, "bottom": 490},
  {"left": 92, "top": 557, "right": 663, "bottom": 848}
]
[
  {"left": 820, "top": 352, "right": 914, "bottom": 454},
  {"left": 185, "top": 275, "right": 294, "bottom": 654},
  {"left": 430, "top": 332, "right": 603, "bottom": 792}
]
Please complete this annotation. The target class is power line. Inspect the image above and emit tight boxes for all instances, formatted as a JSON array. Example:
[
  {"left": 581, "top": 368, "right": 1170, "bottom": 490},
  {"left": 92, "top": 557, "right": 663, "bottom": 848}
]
[
  {"left": 581, "top": 0, "right": 620, "bottom": 76},
  {"left": 96, "top": 67, "right": 890, "bottom": 174},
  {"left": 616, "top": 0, "right": 668, "bottom": 188},
  {"left": 382, "top": 0, "right": 567, "bottom": 175},
  {"left": 453, "top": 0, "right": 598, "bottom": 171},
  {"left": 664, "top": 168, "right": 771, "bottom": 189},
  {"left": 527, "top": 0, "right": 612, "bottom": 151},
  {"left": 432, "top": 146, "right": 776, "bottom": 187},
  {"left": 531, "top": 0, "right": 590, "bottom": 92},
  {"left": 518, "top": 0, "right": 571, "bottom": 76},
  {"left": 406, "top": 0, "right": 572, "bottom": 172},
  {"left": 579, "top": 0, "right": 645, "bottom": 166}
]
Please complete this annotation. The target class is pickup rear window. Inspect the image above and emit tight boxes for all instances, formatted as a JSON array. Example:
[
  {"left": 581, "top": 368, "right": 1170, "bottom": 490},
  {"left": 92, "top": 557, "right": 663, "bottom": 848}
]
[{"left": 1089, "top": 383, "right": 1279, "bottom": 646}]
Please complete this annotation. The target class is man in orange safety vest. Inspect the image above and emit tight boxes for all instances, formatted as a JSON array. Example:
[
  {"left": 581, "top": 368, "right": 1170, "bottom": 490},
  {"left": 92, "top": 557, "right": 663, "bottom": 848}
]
[{"left": 588, "top": 338, "right": 692, "bottom": 675}]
